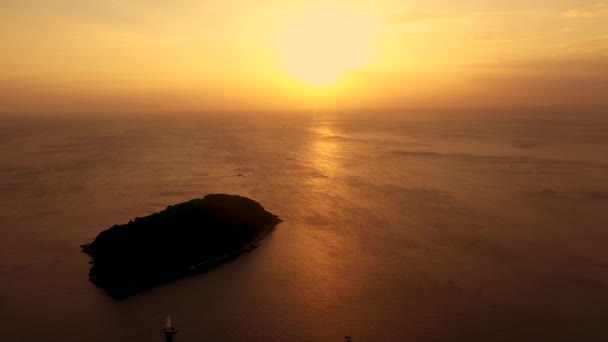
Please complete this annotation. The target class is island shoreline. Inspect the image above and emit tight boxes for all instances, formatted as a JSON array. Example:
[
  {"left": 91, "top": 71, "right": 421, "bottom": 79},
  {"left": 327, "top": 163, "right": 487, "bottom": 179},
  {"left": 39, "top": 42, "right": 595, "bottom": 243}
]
[{"left": 81, "top": 195, "right": 281, "bottom": 298}]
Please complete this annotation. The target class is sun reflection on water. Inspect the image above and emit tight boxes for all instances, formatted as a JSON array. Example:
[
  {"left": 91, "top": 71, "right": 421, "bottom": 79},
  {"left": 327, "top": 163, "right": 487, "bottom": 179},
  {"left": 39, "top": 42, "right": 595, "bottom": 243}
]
[
  {"left": 308, "top": 127, "right": 342, "bottom": 179},
  {"left": 289, "top": 123, "right": 363, "bottom": 320}
]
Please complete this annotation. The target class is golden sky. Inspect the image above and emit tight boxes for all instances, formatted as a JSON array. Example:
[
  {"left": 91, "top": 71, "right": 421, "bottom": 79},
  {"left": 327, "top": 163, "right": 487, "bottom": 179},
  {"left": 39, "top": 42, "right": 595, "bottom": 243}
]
[{"left": 1, "top": 0, "right": 607, "bottom": 113}]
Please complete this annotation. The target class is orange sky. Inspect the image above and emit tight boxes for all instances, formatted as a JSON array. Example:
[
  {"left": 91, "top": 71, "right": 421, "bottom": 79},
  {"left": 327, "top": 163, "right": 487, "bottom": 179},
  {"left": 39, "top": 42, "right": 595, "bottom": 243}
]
[{"left": 1, "top": 0, "right": 607, "bottom": 114}]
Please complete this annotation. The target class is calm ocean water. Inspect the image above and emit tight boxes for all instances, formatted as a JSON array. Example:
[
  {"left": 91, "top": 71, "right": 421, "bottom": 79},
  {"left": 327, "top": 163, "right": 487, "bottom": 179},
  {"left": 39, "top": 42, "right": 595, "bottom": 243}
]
[{"left": 1, "top": 111, "right": 607, "bottom": 341}]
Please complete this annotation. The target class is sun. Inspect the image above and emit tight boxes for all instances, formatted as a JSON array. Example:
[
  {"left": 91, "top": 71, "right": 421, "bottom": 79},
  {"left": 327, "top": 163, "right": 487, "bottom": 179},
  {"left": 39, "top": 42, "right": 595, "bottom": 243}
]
[{"left": 276, "top": 9, "right": 375, "bottom": 87}]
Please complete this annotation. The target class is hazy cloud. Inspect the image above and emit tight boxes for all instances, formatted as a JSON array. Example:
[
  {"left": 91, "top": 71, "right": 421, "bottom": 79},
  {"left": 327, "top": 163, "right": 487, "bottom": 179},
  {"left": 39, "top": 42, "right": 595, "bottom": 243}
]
[
  {"left": 341, "top": 51, "right": 608, "bottom": 110},
  {"left": 468, "top": 35, "right": 539, "bottom": 43},
  {"left": 563, "top": 3, "right": 608, "bottom": 18},
  {"left": 385, "top": 12, "right": 455, "bottom": 24},
  {"left": 560, "top": 35, "right": 608, "bottom": 55},
  {"left": 466, "top": 55, "right": 608, "bottom": 108}
]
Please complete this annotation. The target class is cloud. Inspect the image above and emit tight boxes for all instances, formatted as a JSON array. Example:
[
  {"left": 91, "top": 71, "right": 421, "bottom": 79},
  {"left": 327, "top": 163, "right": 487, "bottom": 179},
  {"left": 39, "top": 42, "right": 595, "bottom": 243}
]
[
  {"left": 465, "top": 55, "right": 608, "bottom": 109},
  {"left": 468, "top": 35, "right": 539, "bottom": 43},
  {"left": 560, "top": 35, "right": 608, "bottom": 55},
  {"left": 385, "top": 12, "right": 455, "bottom": 24},
  {"left": 563, "top": 3, "right": 608, "bottom": 18},
  {"left": 341, "top": 52, "right": 608, "bottom": 110}
]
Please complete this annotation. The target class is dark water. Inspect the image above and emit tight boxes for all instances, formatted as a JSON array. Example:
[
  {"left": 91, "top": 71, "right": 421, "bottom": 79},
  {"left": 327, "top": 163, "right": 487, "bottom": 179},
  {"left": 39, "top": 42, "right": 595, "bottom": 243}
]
[{"left": 1, "top": 111, "right": 607, "bottom": 341}]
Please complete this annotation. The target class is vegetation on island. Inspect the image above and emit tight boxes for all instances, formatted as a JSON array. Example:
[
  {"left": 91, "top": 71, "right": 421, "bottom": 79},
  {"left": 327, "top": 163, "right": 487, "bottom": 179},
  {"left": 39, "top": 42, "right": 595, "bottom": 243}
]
[{"left": 82, "top": 194, "right": 281, "bottom": 298}]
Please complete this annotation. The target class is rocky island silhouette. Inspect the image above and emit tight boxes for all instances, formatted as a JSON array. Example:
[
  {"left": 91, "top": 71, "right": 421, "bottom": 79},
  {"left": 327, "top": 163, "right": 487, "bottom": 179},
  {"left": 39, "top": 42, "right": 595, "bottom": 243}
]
[{"left": 81, "top": 194, "right": 281, "bottom": 298}]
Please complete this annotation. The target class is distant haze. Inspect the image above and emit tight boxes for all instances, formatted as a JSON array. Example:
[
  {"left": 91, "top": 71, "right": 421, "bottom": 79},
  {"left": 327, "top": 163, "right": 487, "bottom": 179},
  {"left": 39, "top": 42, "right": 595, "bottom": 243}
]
[{"left": 1, "top": 0, "right": 608, "bottom": 114}]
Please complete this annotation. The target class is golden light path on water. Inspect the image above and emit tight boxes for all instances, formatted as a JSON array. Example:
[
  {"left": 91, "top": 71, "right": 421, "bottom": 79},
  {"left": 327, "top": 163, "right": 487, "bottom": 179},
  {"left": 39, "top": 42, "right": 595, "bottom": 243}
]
[{"left": 290, "top": 123, "right": 353, "bottom": 324}]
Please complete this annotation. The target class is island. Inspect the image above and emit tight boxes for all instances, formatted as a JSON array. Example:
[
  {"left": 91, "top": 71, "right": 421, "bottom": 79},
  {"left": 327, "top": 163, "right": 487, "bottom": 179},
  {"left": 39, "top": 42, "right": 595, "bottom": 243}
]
[{"left": 81, "top": 194, "right": 281, "bottom": 298}]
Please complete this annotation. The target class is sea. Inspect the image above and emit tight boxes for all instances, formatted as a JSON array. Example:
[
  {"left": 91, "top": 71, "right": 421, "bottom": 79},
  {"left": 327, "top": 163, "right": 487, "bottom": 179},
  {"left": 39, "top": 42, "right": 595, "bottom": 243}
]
[{"left": 1, "top": 110, "right": 607, "bottom": 341}]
